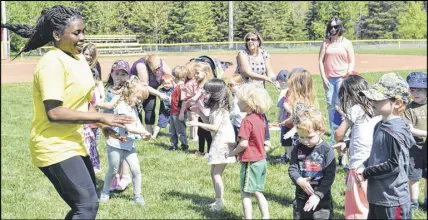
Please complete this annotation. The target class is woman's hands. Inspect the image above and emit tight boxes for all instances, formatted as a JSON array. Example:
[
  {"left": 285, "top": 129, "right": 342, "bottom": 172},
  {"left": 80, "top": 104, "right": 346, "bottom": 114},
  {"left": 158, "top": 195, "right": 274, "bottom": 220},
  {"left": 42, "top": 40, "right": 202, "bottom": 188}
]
[{"left": 100, "top": 114, "right": 134, "bottom": 128}]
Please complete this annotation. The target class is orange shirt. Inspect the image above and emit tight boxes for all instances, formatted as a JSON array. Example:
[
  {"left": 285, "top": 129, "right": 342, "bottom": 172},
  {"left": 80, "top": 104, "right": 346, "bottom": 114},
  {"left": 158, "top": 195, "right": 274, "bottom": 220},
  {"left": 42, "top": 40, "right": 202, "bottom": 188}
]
[{"left": 323, "top": 37, "right": 354, "bottom": 78}]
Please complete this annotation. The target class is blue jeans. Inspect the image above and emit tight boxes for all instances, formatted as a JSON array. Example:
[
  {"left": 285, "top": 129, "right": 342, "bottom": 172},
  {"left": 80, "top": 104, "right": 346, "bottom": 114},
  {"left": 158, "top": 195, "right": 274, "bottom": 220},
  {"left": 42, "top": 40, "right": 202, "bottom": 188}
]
[
  {"left": 325, "top": 77, "right": 343, "bottom": 146},
  {"left": 39, "top": 156, "right": 99, "bottom": 219}
]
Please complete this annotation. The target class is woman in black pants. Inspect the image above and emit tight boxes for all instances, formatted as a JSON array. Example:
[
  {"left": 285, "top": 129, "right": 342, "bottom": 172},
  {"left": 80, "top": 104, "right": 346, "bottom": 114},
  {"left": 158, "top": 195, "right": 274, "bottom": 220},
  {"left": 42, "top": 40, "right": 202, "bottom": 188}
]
[
  {"left": 130, "top": 54, "right": 173, "bottom": 135},
  {"left": 2, "top": 5, "right": 132, "bottom": 219}
]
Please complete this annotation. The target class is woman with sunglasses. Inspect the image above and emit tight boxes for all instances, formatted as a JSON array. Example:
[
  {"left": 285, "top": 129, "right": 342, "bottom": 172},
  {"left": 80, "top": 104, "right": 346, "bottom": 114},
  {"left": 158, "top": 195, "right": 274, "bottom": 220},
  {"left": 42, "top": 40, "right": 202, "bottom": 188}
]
[
  {"left": 130, "top": 54, "right": 173, "bottom": 135},
  {"left": 235, "top": 30, "right": 276, "bottom": 86},
  {"left": 318, "top": 16, "right": 355, "bottom": 166},
  {"left": 235, "top": 30, "right": 276, "bottom": 149}
]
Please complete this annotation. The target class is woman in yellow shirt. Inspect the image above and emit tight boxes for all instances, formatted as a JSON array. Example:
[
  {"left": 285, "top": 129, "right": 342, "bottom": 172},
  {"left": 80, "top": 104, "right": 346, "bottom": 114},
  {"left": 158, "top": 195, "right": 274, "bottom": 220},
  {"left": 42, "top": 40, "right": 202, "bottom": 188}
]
[{"left": 2, "top": 5, "right": 133, "bottom": 219}]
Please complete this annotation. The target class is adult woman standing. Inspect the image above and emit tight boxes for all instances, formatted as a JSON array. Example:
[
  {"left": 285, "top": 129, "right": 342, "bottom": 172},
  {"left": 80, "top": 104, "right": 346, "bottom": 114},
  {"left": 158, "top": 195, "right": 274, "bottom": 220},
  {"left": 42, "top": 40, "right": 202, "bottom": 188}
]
[
  {"left": 235, "top": 30, "right": 277, "bottom": 147},
  {"left": 130, "top": 54, "right": 172, "bottom": 134},
  {"left": 318, "top": 16, "right": 355, "bottom": 164},
  {"left": 2, "top": 5, "right": 133, "bottom": 219}
]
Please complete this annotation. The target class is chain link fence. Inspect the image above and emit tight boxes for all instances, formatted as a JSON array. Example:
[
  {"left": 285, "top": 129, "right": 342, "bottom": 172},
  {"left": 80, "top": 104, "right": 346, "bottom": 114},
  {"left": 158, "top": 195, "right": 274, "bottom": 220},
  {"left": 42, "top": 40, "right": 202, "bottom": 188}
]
[{"left": 15, "top": 39, "right": 427, "bottom": 58}]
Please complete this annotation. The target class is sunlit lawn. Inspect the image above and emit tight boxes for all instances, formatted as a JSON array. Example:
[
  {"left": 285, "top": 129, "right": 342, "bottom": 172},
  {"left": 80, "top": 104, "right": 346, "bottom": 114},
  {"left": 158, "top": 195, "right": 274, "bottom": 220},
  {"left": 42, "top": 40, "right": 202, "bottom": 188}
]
[{"left": 1, "top": 69, "right": 427, "bottom": 219}]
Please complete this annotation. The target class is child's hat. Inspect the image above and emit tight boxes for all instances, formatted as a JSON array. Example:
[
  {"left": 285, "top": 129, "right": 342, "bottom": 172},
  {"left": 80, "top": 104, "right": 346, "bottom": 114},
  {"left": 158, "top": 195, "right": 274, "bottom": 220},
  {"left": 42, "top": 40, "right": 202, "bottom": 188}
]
[
  {"left": 359, "top": 72, "right": 409, "bottom": 102},
  {"left": 406, "top": 72, "right": 427, "bottom": 89},
  {"left": 276, "top": 69, "right": 291, "bottom": 81},
  {"left": 111, "top": 60, "right": 130, "bottom": 75}
]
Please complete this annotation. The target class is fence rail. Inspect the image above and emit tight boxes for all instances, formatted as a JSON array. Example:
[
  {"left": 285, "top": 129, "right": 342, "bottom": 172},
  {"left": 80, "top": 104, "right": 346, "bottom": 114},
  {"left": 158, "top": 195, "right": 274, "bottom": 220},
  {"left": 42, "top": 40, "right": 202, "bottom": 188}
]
[{"left": 17, "top": 39, "right": 427, "bottom": 58}]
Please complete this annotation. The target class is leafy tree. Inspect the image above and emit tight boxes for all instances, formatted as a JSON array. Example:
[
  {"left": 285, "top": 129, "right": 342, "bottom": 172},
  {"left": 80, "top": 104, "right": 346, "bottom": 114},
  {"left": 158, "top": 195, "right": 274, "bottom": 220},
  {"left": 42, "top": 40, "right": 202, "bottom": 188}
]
[{"left": 397, "top": 1, "right": 427, "bottom": 39}]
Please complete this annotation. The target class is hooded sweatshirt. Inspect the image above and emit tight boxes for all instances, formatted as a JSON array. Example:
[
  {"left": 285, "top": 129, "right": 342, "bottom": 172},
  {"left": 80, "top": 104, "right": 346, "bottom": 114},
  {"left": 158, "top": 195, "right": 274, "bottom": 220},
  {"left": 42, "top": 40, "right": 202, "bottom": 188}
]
[{"left": 362, "top": 117, "right": 416, "bottom": 206}]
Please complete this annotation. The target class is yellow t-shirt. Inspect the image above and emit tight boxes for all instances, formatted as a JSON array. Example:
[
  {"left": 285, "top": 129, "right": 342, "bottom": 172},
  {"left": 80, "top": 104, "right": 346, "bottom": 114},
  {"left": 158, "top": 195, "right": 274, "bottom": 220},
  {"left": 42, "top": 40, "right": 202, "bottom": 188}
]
[{"left": 30, "top": 48, "right": 95, "bottom": 167}]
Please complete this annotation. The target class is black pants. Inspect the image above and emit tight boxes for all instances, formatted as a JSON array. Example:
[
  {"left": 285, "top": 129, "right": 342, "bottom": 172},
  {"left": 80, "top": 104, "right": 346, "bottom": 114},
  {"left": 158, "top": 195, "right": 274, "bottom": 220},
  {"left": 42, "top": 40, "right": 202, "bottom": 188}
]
[
  {"left": 39, "top": 156, "right": 99, "bottom": 219},
  {"left": 198, "top": 117, "right": 212, "bottom": 153},
  {"left": 138, "top": 94, "right": 157, "bottom": 125},
  {"left": 368, "top": 202, "right": 411, "bottom": 219},
  {"left": 293, "top": 197, "right": 334, "bottom": 220}
]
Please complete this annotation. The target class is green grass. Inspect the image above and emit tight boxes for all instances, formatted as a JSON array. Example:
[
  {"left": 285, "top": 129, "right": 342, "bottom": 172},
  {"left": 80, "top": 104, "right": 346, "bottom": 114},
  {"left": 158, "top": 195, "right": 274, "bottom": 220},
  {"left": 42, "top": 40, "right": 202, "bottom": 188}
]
[
  {"left": 13, "top": 47, "right": 427, "bottom": 59},
  {"left": 1, "top": 70, "right": 427, "bottom": 219}
]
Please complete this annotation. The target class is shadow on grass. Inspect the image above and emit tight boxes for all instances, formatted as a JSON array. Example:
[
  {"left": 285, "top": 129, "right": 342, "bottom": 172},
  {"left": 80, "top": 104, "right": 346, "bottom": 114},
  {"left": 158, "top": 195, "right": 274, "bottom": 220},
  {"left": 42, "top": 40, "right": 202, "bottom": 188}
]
[{"left": 164, "top": 190, "right": 242, "bottom": 219}]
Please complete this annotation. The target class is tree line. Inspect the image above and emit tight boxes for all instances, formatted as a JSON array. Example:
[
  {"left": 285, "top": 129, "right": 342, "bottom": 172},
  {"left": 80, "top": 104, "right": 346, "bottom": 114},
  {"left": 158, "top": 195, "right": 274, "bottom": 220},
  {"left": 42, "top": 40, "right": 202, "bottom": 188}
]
[{"left": 4, "top": 1, "right": 427, "bottom": 52}]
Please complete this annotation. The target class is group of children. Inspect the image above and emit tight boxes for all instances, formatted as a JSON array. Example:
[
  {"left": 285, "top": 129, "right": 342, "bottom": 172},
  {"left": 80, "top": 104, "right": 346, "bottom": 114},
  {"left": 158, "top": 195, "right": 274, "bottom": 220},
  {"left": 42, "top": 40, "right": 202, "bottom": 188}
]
[{"left": 80, "top": 46, "right": 427, "bottom": 219}]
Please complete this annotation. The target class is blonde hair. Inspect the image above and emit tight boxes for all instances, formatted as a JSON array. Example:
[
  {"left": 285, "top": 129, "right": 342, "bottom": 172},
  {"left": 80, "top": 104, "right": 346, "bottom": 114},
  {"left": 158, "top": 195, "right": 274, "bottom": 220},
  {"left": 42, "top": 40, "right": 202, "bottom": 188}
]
[
  {"left": 194, "top": 62, "right": 213, "bottom": 85},
  {"left": 120, "top": 76, "right": 149, "bottom": 106},
  {"left": 172, "top": 65, "right": 188, "bottom": 81},
  {"left": 82, "top": 43, "right": 98, "bottom": 69},
  {"left": 293, "top": 103, "right": 326, "bottom": 133},
  {"left": 287, "top": 68, "right": 317, "bottom": 109},
  {"left": 236, "top": 83, "right": 272, "bottom": 114},
  {"left": 227, "top": 74, "right": 244, "bottom": 87},
  {"left": 185, "top": 60, "right": 197, "bottom": 81}
]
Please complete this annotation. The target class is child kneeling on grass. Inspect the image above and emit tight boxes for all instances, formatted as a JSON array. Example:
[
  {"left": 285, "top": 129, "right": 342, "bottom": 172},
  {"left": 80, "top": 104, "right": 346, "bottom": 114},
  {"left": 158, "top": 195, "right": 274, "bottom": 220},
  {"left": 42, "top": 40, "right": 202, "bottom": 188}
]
[
  {"left": 99, "top": 76, "right": 152, "bottom": 205},
  {"left": 288, "top": 103, "right": 336, "bottom": 219},
  {"left": 356, "top": 72, "right": 416, "bottom": 219},
  {"left": 227, "top": 83, "right": 272, "bottom": 219}
]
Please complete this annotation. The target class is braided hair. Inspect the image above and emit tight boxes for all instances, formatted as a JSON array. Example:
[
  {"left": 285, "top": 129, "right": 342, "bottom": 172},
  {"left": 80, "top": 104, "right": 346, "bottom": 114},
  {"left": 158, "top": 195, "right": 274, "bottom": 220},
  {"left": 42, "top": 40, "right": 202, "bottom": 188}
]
[{"left": 1, "top": 5, "right": 82, "bottom": 60}]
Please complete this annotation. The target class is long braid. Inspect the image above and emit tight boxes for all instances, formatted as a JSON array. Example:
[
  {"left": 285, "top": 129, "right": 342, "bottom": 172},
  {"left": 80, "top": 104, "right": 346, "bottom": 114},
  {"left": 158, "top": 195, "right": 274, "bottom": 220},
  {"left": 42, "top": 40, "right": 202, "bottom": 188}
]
[{"left": 2, "top": 5, "right": 82, "bottom": 60}]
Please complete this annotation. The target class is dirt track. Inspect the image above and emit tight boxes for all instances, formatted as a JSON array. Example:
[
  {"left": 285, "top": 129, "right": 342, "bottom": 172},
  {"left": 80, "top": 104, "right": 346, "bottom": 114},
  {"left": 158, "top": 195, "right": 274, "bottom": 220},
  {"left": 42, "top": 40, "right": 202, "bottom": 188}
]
[{"left": 1, "top": 54, "right": 427, "bottom": 83}]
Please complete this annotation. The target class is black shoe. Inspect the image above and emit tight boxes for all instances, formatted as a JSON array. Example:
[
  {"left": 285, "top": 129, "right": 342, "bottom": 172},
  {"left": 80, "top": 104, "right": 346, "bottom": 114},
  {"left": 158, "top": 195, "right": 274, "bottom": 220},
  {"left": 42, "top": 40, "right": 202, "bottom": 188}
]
[
  {"left": 276, "top": 154, "right": 290, "bottom": 164},
  {"left": 168, "top": 146, "right": 177, "bottom": 151},
  {"left": 338, "top": 155, "right": 344, "bottom": 167},
  {"left": 181, "top": 145, "right": 189, "bottom": 152}
]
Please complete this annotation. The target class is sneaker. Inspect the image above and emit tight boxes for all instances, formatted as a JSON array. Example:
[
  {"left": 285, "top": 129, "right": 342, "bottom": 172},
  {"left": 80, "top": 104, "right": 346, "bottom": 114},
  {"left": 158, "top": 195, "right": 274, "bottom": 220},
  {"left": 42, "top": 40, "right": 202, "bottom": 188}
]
[
  {"left": 168, "top": 146, "right": 177, "bottom": 151},
  {"left": 181, "top": 145, "right": 189, "bottom": 152},
  {"left": 338, "top": 155, "right": 344, "bottom": 167},
  {"left": 116, "top": 175, "right": 131, "bottom": 191},
  {"left": 134, "top": 196, "right": 146, "bottom": 205},
  {"left": 203, "top": 153, "right": 210, "bottom": 159},
  {"left": 277, "top": 154, "right": 290, "bottom": 164},
  {"left": 110, "top": 176, "right": 120, "bottom": 191},
  {"left": 343, "top": 164, "right": 350, "bottom": 173},
  {"left": 208, "top": 201, "right": 224, "bottom": 211},
  {"left": 411, "top": 199, "right": 419, "bottom": 211},
  {"left": 99, "top": 192, "right": 110, "bottom": 203}
]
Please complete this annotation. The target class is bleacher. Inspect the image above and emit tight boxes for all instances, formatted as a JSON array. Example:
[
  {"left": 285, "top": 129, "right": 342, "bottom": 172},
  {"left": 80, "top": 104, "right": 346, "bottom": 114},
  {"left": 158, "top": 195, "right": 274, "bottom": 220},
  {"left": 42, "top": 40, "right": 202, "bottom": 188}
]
[{"left": 84, "top": 35, "right": 145, "bottom": 55}]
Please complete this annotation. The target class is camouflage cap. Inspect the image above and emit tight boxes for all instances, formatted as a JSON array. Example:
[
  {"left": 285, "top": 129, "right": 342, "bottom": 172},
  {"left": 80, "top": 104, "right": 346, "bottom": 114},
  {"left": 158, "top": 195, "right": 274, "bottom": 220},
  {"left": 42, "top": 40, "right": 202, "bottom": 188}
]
[{"left": 359, "top": 72, "right": 409, "bottom": 102}]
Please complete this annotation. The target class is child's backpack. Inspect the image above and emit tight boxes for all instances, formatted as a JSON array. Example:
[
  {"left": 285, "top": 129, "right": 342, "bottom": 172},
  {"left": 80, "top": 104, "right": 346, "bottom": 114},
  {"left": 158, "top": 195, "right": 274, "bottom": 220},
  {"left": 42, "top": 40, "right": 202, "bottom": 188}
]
[{"left": 189, "top": 55, "right": 233, "bottom": 79}]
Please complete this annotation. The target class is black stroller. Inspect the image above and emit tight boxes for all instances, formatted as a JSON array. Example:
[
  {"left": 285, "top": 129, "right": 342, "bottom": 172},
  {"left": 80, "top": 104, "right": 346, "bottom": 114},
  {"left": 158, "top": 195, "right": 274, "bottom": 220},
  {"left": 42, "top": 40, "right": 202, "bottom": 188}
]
[{"left": 189, "top": 55, "right": 233, "bottom": 79}]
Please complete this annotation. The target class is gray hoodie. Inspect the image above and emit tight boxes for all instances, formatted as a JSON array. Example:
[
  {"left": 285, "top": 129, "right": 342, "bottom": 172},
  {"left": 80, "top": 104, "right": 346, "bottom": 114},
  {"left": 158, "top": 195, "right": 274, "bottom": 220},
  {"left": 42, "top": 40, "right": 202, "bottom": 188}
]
[{"left": 363, "top": 117, "right": 416, "bottom": 207}]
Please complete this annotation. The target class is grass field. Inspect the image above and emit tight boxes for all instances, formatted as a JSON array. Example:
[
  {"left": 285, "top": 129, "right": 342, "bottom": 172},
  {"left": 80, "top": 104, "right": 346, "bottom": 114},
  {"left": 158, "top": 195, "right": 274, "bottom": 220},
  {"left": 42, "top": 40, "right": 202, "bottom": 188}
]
[
  {"left": 14, "top": 47, "right": 427, "bottom": 59},
  {"left": 1, "top": 70, "right": 427, "bottom": 219}
]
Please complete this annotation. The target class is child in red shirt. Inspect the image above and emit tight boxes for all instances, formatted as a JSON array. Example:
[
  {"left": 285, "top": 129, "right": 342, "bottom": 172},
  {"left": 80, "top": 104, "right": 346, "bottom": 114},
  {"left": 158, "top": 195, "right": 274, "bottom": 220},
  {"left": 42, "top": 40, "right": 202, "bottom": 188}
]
[
  {"left": 168, "top": 65, "right": 189, "bottom": 151},
  {"left": 228, "top": 83, "right": 272, "bottom": 219}
]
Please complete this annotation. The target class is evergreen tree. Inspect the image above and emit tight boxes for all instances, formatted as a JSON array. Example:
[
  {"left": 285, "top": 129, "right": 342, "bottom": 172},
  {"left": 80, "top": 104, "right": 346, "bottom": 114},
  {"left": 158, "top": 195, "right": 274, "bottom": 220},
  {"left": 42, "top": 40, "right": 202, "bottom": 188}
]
[
  {"left": 211, "top": 1, "right": 229, "bottom": 42},
  {"left": 362, "top": 1, "right": 406, "bottom": 39},
  {"left": 165, "top": 1, "right": 188, "bottom": 43}
]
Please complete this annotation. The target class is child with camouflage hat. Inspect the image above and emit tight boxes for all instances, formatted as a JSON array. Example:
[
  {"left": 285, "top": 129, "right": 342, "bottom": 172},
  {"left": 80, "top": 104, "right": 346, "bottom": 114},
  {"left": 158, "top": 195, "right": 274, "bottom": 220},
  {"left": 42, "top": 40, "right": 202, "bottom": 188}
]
[{"left": 356, "top": 72, "right": 416, "bottom": 219}]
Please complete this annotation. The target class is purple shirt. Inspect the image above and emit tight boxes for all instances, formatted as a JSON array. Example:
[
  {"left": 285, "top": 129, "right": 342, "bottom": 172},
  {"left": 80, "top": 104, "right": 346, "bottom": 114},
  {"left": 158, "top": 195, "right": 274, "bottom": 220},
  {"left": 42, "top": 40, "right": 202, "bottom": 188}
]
[{"left": 130, "top": 57, "right": 164, "bottom": 89}]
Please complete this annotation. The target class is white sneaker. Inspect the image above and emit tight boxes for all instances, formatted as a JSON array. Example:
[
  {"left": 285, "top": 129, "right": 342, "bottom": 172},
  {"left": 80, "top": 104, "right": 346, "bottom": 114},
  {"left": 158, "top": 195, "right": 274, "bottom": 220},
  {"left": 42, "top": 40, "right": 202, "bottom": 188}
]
[
  {"left": 203, "top": 153, "right": 210, "bottom": 159},
  {"left": 208, "top": 201, "right": 224, "bottom": 211},
  {"left": 99, "top": 192, "right": 110, "bottom": 203}
]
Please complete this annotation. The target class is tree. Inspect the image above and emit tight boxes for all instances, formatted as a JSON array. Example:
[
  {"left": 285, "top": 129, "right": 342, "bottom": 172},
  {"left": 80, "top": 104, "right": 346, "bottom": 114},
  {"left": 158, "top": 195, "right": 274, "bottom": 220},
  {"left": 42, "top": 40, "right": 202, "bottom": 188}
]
[
  {"left": 397, "top": 1, "right": 427, "bottom": 39},
  {"left": 128, "top": 1, "right": 171, "bottom": 44},
  {"left": 165, "top": 1, "right": 188, "bottom": 43},
  {"left": 211, "top": 1, "right": 229, "bottom": 42},
  {"left": 361, "top": 1, "right": 406, "bottom": 39},
  {"left": 234, "top": 1, "right": 267, "bottom": 40}
]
